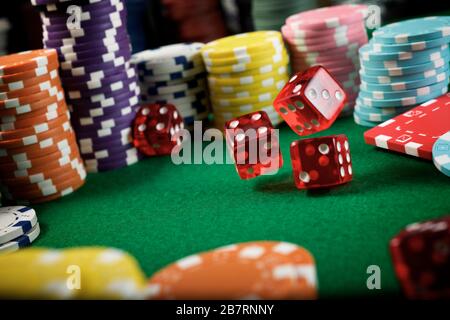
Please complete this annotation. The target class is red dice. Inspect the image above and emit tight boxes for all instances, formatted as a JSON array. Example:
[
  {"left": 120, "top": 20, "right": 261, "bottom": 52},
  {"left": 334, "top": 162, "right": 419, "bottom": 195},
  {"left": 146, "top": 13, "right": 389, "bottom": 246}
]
[
  {"left": 390, "top": 216, "right": 450, "bottom": 299},
  {"left": 225, "top": 111, "right": 283, "bottom": 179},
  {"left": 273, "top": 66, "right": 346, "bottom": 136},
  {"left": 290, "top": 134, "right": 352, "bottom": 189},
  {"left": 133, "top": 103, "right": 184, "bottom": 156}
]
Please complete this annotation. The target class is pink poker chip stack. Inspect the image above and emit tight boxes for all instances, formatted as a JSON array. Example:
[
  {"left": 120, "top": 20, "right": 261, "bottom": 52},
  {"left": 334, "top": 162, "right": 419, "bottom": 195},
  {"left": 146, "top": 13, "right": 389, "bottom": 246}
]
[{"left": 282, "top": 4, "right": 369, "bottom": 116}]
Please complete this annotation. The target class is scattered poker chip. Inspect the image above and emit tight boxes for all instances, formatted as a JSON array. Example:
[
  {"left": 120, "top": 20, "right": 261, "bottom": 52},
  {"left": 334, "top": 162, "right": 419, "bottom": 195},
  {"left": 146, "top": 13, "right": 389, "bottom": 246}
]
[
  {"left": 0, "top": 247, "right": 148, "bottom": 299},
  {"left": 364, "top": 93, "right": 450, "bottom": 159},
  {"left": 201, "top": 31, "right": 288, "bottom": 128},
  {"left": 146, "top": 241, "right": 318, "bottom": 300},
  {"left": 132, "top": 43, "right": 209, "bottom": 127},
  {"left": 432, "top": 131, "right": 450, "bottom": 177},
  {"left": 0, "top": 206, "right": 37, "bottom": 245},
  {"left": 0, "top": 49, "right": 86, "bottom": 204},
  {"left": 31, "top": 0, "right": 142, "bottom": 172},
  {"left": 372, "top": 17, "right": 450, "bottom": 44},
  {"left": 355, "top": 17, "right": 450, "bottom": 127},
  {"left": 282, "top": 5, "right": 369, "bottom": 116},
  {"left": 0, "top": 223, "right": 40, "bottom": 253}
]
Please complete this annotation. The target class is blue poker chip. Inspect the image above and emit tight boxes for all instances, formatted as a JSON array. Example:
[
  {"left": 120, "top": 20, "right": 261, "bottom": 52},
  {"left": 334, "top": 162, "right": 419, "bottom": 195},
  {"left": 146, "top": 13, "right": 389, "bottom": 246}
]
[
  {"left": 353, "top": 112, "right": 377, "bottom": 127},
  {"left": 432, "top": 131, "right": 450, "bottom": 177},
  {"left": 354, "top": 104, "right": 404, "bottom": 123},
  {"left": 360, "top": 57, "right": 449, "bottom": 77},
  {"left": 372, "top": 17, "right": 450, "bottom": 44},
  {"left": 142, "top": 78, "right": 206, "bottom": 96},
  {"left": 0, "top": 206, "right": 37, "bottom": 245},
  {"left": 357, "top": 83, "right": 448, "bottom": 108},
  {"left": 354, "top": 103, "right": 410, "bottom": 116},
  {"left": 360, "top": 45, "right": 449, "bottom": 68},
  {"left": 0, "top": 223, "right": 41, "bottom": 253},
  {"left": 360, "top": 70, "right": 449, "bottom": 92},
  {"left": 359, "top": 81, "right": 449, "bottom": 100},
  {"left": 370, "top": 36, "right": 450, "bottom": 54},
  {"left": 359, "top": 64, "right": 449, "bottom": 84}
]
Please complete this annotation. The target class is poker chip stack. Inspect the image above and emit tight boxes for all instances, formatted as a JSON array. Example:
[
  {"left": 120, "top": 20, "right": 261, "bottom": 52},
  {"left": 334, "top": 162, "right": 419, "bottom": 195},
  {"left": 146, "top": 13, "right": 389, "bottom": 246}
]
[
  {"left": 162, "top": 0, "right": 228, "bottom": 43},
  {"left": 252, "top": 0, "right": 318, "bottom": 31},
  {"left": 0, "top": 206, "right": 40, "bottom": 253},
  {"left": 0, "top": 49, "right": 86, "bottom": 204},
  {"left": 282, "top": 5, "right": 369, "bottom": 116},
  {"left": 30, "top": 0, "right": 142, "bottom": 172},
  {"left": 131, "top": 43, "right": 210, "bottom": 127},
  {"left": 354, "top": 17, "right": 450, "bottom": 127},
  {"left": 0, "top": 18, "right": 9, "bottom": 56},
  {"left": 201, "top": 31, "right": 289, "bottom": 129}
]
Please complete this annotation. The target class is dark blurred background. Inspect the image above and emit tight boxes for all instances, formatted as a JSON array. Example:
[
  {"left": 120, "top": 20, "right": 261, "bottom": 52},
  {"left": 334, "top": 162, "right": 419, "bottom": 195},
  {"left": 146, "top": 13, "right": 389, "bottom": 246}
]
[{"left": 1, "top": 0, "right": 449, "bottom": 55}]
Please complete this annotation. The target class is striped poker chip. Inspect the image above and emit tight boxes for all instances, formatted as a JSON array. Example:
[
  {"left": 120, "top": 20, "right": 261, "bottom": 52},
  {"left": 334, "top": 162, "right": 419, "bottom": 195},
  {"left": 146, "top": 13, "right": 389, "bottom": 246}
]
[
  {"left": 432, "top": 131, "right": 450, "bottom": 177},
  {"left": 0, "top": 223, "right": 40, "bottom": 253},
  {"left": 0, "top": 206, "right": 37, "bottom": 245},
  {"left": 146, "top": 241, "right": 318, "bottom": 300}
]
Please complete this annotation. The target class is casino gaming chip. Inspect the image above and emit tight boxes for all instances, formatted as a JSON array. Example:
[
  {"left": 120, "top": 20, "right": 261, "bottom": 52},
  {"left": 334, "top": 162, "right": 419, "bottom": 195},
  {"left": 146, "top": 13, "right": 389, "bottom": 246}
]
[
  {"left": 0, "top": 50, "right": 86, "bottom": 204},
  {"left": 132, "top": 43, "right": 210, "bottom": 127},
  {"left": 146, "top": 241, "right": 318, "bottom": 300},
  {"left": 0, "top": 223, "right": 40, "bottom": 253},
  {"left": 0, "top": 206, "right": 37, "bottom": 245},
  {"left": 0, "top": 247, "right": 148, "bottom": 299},
  {"left": 201, "top": 31, "right": 288, "bottom": 128},
  {"left": 282, "top": 5, "right": 369, "bottom": 117},
  {"left": 354, "top": 17, "right": 450, "bottom": 127},
  {"left": 31, "top": 0, "right": 142, "bottom": 172},
  {"left": 432, "top": 131, "right": 450, "bottom": 177}
]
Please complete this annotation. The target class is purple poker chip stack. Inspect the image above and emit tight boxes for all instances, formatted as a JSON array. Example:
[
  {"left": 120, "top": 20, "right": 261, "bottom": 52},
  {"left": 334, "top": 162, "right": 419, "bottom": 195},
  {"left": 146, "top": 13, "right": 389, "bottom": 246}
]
[{"left": 30, "top": 0, "right": 143, "bottom": 172}]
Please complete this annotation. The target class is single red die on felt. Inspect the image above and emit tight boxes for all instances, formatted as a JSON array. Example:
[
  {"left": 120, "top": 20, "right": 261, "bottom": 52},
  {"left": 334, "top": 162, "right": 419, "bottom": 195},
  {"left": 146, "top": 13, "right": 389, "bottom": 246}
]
[
  {"left": 133, "top": 103, "right": 184, "bottom": 156},
  {"left": 390, "top": 216, "right": 450, "bottom": 299},
  {"left": 273, "top": 66, "right": 346, "bottom": 136},
  {"left": 225, "top": 111, "right": 283, "bottom": 180},
  {"left": 290, "top": 134, "right": 352, "bottom": 189}
]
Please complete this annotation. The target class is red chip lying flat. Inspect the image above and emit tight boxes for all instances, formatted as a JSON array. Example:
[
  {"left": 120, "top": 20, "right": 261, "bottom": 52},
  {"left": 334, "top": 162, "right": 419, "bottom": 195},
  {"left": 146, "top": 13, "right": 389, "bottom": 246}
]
[
  {"left": 364, "top": 93, "right": 450, "bottom": 160},
  {"left": 146, "top": 241, "right": 317, "bottom": 300}
]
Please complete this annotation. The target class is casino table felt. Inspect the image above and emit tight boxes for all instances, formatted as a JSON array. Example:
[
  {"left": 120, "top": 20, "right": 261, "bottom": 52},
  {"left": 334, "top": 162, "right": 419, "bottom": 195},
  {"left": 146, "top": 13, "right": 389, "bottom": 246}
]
[{"left": 29, "top": 117, "right": 450, "bottom": 298}]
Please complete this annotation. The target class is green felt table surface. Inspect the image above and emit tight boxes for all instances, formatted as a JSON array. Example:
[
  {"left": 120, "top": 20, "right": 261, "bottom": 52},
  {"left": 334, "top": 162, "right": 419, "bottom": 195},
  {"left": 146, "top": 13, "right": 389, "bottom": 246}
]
[{"left": 30, "top": 116, "right": 450, "bottom": 298}]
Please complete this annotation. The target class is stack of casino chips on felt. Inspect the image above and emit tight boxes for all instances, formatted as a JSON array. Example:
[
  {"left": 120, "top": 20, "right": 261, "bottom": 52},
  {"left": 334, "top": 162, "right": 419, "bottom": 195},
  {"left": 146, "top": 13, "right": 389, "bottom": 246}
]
[
  {"left": 354, "top": 17, "right": 450, "bottom": 127},
  {"left": 31, "top": 0, "right": 142, "bottom": 172},
  {"left": 0, "top": 18, "right": 10, "bottom": 56},
  {"left": 201, "top": 31, "right": 289, "bottom": 128},
  {"left": 0, "top": 206, "right": 40, "bottom": 253},
  {"left": 131, "top": 43, "right": 210, "bottom": 127},
  {"left": 161, "top": 0, "right": 228, "bottom": 43},
  {"left": 282, "top": 5, "right": 369, "bottom": 116},
  {"left": 0, "top": 49, "right": 86, "bottom": 204},
  {"left": 252, "top": 0, "right": 318, "bottom": 31}
]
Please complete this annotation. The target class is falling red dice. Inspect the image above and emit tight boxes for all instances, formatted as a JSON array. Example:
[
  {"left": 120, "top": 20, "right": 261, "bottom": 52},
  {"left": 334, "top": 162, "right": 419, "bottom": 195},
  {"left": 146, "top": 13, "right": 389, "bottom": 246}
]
[
  {"left": 290, "top": 134, "right": 352, "bottom": 189},
  {"left": 273, "top": 66, "right": 347, "bottom": 136},
  {"left": 133, "top": 103, "right": 184, "bottom": 156},
  {"left": 390, "top": 216, "right": 450, "bottom": 299},
  {"left": 225, "top": 111, "right": 283, "bottom": 179}
]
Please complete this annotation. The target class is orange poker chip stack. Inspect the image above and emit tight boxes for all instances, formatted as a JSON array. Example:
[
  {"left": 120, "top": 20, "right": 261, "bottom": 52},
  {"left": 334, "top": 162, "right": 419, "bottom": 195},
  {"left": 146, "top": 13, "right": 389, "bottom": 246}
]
[
  {"left": 0, "top": 49, "right": 86, "bottom": 204},
  {"left": 146, "top": 241, "right": 318, "bottom": 300}
]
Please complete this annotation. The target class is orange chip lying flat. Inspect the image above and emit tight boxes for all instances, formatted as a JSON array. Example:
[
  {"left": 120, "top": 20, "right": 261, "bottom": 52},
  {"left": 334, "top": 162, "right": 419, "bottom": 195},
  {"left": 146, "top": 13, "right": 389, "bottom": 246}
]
[
  {"left": 146, "top": 241, "right": 318, "bottom": 300},
  {"left": 0, "top": 49, "right": 58, "bottom": 76}
]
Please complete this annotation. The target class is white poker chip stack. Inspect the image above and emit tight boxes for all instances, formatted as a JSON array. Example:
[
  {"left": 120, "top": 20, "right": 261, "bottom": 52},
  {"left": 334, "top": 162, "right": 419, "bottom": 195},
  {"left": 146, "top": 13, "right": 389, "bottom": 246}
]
[{"left": 131, "top": 43, "right": 210, "bottom": 128}]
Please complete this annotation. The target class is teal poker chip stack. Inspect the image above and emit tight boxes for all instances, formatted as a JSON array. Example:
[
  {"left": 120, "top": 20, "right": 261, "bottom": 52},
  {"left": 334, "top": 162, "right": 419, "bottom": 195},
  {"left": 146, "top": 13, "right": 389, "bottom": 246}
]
[
  {"left": 354, "top": 16, "right": 450, "bottom": 127},
  {"left": 252, "top": 0, "right": 318, "bottom": 31}
]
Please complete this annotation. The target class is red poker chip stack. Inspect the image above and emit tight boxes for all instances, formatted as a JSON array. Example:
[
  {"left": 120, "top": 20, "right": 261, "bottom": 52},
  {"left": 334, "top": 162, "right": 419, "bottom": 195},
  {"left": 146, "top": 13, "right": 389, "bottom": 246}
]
[
  {"left": 162, "top": 0, "right": 228, "bottom": 43},
  {"left": 0, "top": 49, "right": 86, "bottom": 204},
  {"left": 282, "top": 4, "right": 369, "bottom": 116}
]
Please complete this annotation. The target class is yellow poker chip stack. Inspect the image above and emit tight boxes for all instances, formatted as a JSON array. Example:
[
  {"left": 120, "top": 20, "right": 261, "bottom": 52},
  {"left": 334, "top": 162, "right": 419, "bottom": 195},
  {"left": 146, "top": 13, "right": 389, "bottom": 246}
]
[
  {"left": 0, "top": 247, "right": 148, "bottom": 299},
  {"left": 201, "top": 31, "right": 289, "bottom": 128}
]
